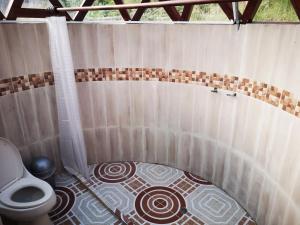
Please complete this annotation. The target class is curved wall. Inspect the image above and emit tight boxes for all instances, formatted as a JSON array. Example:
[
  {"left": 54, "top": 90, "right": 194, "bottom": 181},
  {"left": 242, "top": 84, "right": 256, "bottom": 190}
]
[{"left": 1, "top": 23, "right": 300, "bottom": 225}]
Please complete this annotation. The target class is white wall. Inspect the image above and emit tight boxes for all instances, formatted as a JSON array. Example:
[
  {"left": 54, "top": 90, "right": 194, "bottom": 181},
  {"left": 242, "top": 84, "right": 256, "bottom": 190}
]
[{"left": 1, "top": 22, "right": 300, "bottom": 225}]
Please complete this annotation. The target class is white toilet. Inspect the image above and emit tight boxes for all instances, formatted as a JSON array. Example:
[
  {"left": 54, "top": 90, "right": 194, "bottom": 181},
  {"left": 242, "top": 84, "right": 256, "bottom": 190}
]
[{"left": 0, "top": 138, "right": 56, "bottom": 225}]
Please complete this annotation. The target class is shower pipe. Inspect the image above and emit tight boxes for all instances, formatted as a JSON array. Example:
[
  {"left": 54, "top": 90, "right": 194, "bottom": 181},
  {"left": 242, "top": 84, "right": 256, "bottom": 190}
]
[{"left": 55, "top": 0, "right": 248, "bottom": 12}]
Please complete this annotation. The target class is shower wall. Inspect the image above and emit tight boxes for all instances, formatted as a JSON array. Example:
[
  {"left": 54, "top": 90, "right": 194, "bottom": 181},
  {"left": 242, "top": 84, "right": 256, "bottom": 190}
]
[{"left": 1, "top": 22, "right": 300, "bottom": 225}]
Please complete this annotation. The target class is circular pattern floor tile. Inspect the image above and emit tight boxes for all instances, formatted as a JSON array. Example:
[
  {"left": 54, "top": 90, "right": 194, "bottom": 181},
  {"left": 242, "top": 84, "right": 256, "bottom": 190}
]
[
  {"left": 94, "top": 161, "right": 136, "bottom": 183},
  {"left": 49, "top": 187, "right": 75, "bottom": 222},
  {"left": 184, "top": 171, "right": 212, "bottom": 185},
  {"left": 135, "top": 186, "right": 186, "bottom": 224}
]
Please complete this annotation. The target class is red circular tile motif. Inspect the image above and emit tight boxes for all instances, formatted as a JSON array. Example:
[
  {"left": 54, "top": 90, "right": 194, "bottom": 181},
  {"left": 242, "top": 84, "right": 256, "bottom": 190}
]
[
  {"left": 135, "top": 186, "right": 186, "bottom": 224},
  {"left": 184, "top": 171, "right": 212, "bottom": 185},
  {"left": 49, "top": 187, "right": 75, "bottom": 222},
  {"left": 94, "top": 162, "right": 136, "bottom": 183}
]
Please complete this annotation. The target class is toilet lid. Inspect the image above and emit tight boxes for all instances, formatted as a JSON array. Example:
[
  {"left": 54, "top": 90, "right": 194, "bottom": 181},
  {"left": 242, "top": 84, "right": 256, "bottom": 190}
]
[{"left": 0, "top": 138, "right": 24, "bottom": 192}]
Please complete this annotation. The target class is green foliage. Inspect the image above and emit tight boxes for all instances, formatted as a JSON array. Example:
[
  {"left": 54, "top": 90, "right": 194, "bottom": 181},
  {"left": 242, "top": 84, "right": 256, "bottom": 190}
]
[
  {"left": 59, "top": 0, "right": 298, "bottom": 22},
  {"left": 254, "top": 0, "right": 298, "bottom": 22}
]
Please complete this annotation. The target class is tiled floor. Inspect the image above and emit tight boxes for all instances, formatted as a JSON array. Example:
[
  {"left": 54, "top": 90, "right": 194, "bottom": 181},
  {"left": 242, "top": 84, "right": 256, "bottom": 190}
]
[{"left": 50, "top": 162, "right": 256, "bottom": 225}]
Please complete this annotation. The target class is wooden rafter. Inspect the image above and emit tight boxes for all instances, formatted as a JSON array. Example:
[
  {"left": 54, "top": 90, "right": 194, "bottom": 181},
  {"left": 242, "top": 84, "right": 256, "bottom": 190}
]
[
  {"left": 181, "top": 5, "right": 194, "bottom": 21},
  {"left": 49, "top": 0, "right": 72, "bottom": 20},
  {"left": 0, "top": 10, "right": 4, "bottom": 20},
  {"left": 291, "top": 0, "right": 300, "bottom": 20},
  {"left": 57, "top": 0, "right": 250, "bottom": 12},
  {"left": 241, "top": 0, "right": 262, "bottom": 23},
  {"left": 74, "top": 0, "right": 96, "bottom": 21},
  {"left": 6, "top": 0, "right": 24, "bottom": 20},
  {"left": 114, "top": 0, "right": 131, "bottom": 21},
  {"left": 159, "top": 0, "right": 181, "bottom": 21},
  {"left": 219, "top": 2, "right": 233, "bottom": 20},
  {"left": 13, "top": 8, "right": 54, "bottom": 18},
  {"left": 4, "top": 0, "right": 253, "bottom": 22},
  {"left": 219, "top": 2, "right": 241, "bottom": 21},
  {"left": 132, "top": 0, "right": 150, "bottom": 21}
]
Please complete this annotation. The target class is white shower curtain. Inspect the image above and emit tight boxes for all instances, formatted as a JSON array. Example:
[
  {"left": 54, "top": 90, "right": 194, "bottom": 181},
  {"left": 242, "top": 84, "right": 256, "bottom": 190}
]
[{"left": 47, "top": 17, "right": 89, "bottom": 178}]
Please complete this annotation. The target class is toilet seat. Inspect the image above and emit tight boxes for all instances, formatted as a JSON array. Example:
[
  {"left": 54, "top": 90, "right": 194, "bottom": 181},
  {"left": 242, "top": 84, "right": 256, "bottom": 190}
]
[{"left": 0, "top": 178, "right": 53, "bottom": 209}]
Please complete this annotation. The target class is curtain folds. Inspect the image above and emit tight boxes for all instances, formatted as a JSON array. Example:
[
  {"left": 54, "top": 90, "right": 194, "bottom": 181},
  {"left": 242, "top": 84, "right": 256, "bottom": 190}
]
[{"left": 47, "top": 17, "right": 89, "bottom": 178}]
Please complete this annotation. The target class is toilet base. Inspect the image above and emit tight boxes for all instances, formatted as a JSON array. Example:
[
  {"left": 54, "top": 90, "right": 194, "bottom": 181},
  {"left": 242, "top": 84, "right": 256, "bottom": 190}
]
[{"left": 17, "top": 215, "right": 53, "bottom": 225}]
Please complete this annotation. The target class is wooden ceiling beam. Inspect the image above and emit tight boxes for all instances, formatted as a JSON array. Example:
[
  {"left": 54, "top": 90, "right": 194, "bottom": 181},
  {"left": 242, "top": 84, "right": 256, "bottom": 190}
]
[
  {"left": 74, "top": 0, "right": 96, "bottom": 21},
  {"left": 219, "top": 2, "right": 241, "bottom": 21},
  {"left": 49, "top": 0, "right": 72, "bottom": 20},
  {"left": 291, "top": 0, "right": 300, "bottom": 20},
  {"left": 58, "top": 0, "right": 249, "bottom": 12},
  {"left": 159, "top": 0, "right": 181, "bottom": 21},
  {"left": 0, "top": 10, "right": 4, "bottom": 20},
  {"left": 132, "top": 0, "right": 150, "bottom": 21},
  {"left": 13, "top": 8, "right": 55, "bottom": 18},
  {"left": 241, "top": 0, "right": 262, "bottom": 23},
  {"left": 114, "top": 0, "right": 131, "bottom": 21},
  {"left": 6, "top": 0, "right": 24, "bottom": 20},
  {"left": 219, "top": 2, "right": 232, "bottom": 20},
  {"left": 181, "top": 5, "right": 194, "bottom": 21}
]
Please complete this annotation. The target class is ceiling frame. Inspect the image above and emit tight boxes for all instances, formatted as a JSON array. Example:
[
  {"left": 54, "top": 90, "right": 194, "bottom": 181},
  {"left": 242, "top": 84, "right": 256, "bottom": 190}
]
[
  {"left": 241, "top": 0, "right": 262, "bottom": 23},
  {"left": 49, "top": 0, "right": 72, "bottom": 20},
  {"left": 219, "top": 2, "right": 241, "bottom": 20},
  {"left": 159, "top": 0, "right": 182, "bottom": 21},
  {"left": 0, "top": 0, "right": 298, "bottom": 23},
  {"left": 131, "top": 0, "right": 150, "bottom": 21},
  {"left": 74, "top": 0, "right": 96, "bottom": 21},
  {"left": 291, "top": 0, "right": 300, "bottom": 20},
  {"left": 0, "top": 10, "right": 4, "bottom": 20},
  {"left": 6, "top": 0, "right": 24, "bottom": 20},
  {"left": 113, "top": 0, "right": 131, "bottom": 21},
  {"left": 181, "top": 5, "right": 194, "bottom": 21}
]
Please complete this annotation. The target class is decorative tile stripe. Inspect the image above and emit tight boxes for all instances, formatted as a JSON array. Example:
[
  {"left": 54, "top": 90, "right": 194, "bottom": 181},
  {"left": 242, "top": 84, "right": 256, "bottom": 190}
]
[{"left": 1, "top": 67, "right": 300, "bottom": 118}]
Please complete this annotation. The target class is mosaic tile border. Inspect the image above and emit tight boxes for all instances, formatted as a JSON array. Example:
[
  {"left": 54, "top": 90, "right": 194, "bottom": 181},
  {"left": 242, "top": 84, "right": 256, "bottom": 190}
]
[{"left": 1, "top": 67, "right": 300, "bottom": 118}]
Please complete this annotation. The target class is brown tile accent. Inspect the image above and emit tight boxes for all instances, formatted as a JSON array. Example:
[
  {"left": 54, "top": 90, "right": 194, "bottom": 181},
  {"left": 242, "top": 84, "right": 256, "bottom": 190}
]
[
  {"left": 127, "top": 68, "right": 143, "bottom": 81},
  {"left": 294, "top": 101, "right": 300, "bottom": 118},
  {"left": 3, "top": 67, "right": 300, "bottom": 120},
  {"left": 169, "top": 69, "right": 183, "bottom": 83},
  {"left": 209, "top": 73, "right": 223, "bottom": 88},
  {"left": 251, "top": 81, "right": 269, "bottom": 101},
  {"left": 75, "top": 69, "right": 90, "bottom": 82},
  {"left": 44, "top": 72, "right": 54, "bottom": 86},
  {"left": 266, "top": 86, "right": 282, "bottom": 107},
  {"left": 181, "top": 70, "right": 194, "bottom": 84},
  {"left": 0, "top": 78, "right": 13, "bottom": 96},
  {"left": 102, "top": 68, "right": 117, "bottom": 80},
  {"left": 280, "top": 90, "right": 296, "bottom": 114},
  {"left": 199, "top": 72, "right": 210, "bottom": 86},
  {"left": 238, "top": 214, "right": 257, "bottom": 225},
  {"left": 122, "top": 175, "right": 150, "bottom": 195},
  {"left": 116, "top": 68, "right": 129, "bottom": 80},
  {"left": 144, "top": 68, "right": 158, "bottom": 81},
  {"left": 224, "top": 75, "right": 239, "bottom": 91},
  {"left": 89, "top": 68, "right": 104, "bottom": 81},
  {"left": 29, "top": 73, "right": 45, "bottom": 88},
  {"left": 157, "top": 68, "right": 168, "bottom": 81},
  {"left": 238, "top": 78, "right": 253, "bottom": 96},
  {"left": 11, "top": 75, "right": 30, "bottom": 92}
]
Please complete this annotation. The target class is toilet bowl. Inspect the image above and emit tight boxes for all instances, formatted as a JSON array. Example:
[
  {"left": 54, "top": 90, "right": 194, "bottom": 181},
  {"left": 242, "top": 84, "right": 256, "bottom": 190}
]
[{"left": 0, "top": 138, "right": 56, "bottom": 225}]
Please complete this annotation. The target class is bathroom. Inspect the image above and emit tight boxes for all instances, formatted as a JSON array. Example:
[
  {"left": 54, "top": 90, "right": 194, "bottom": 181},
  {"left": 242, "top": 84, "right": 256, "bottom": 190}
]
[{"left": 0, "top": 0, "right": 300, "bottom": 225}]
